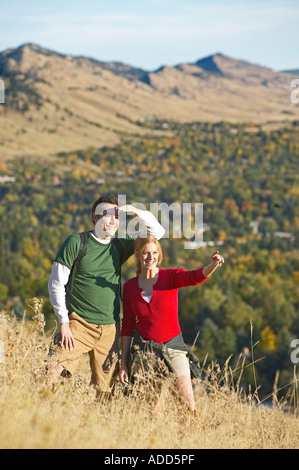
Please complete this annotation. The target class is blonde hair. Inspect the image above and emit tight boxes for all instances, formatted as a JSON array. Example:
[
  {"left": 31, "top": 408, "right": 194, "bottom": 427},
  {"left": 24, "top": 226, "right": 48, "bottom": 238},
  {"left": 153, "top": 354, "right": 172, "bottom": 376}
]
[{"left": 134, "top": 236, "right": 163, "bottom": 275}]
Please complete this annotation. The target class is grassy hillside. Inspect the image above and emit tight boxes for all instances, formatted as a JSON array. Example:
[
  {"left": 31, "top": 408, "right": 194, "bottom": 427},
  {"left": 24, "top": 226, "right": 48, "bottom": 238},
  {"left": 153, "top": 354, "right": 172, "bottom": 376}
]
[{"left": 0, "top": 306, "right": 298, "bottom": 449}]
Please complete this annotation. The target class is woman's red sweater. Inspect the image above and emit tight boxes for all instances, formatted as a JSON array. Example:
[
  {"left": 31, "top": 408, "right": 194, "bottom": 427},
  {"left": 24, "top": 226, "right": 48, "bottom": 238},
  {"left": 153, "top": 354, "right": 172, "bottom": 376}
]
[{"left": 121, "top": 268, "right": 207, "bottom": 344}]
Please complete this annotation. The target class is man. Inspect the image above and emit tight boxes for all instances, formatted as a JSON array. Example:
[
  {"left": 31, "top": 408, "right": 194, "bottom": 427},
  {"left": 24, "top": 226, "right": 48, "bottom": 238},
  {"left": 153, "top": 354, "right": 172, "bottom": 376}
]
[{"left": 48, "top": 195, "right": 165, "bottom": 399}]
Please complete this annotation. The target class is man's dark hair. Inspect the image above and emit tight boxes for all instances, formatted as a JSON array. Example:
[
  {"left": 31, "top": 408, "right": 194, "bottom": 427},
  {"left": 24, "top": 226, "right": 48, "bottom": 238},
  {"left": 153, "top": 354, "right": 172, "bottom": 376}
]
[{"left": 91, "top": 195, "right": 118, "bottom": 221}]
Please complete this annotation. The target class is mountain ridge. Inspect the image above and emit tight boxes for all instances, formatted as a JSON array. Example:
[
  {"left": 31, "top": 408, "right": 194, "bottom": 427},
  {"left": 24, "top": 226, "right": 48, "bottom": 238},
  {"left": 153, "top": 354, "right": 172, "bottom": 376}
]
[
  {"left": 0, "top": 43, "right": 298, "bottom": 160},
  {"left": 2, "top": 42, "right": 295, "bottom": 75}
]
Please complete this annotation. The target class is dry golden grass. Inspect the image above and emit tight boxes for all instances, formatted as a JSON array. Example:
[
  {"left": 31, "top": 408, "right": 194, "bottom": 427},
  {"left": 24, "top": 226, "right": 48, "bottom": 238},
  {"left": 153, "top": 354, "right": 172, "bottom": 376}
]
[{"left": 0, "top": 299, "right": 298, "bottom": 450}]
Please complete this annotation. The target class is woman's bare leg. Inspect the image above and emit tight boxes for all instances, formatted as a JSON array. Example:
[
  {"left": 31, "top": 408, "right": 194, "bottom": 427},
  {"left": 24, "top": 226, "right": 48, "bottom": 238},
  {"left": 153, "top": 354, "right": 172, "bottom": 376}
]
[{"left": 176, "top": 376, "right": 195, "bottom": 411}]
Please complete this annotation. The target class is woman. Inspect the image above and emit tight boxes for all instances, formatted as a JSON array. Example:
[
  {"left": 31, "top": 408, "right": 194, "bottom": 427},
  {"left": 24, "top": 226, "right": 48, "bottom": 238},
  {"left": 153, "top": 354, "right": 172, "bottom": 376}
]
[{"left": 119, "top": 236, "right": 224, "bottom": 412}]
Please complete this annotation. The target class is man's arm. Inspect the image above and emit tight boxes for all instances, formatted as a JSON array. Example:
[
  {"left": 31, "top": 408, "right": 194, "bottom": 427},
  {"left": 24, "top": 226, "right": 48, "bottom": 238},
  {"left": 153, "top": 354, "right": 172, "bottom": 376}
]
[
  {"left": 119, "top": 204, "right": 165, "bottom": 240},
  {"left": 48, "top": 262, "right": 70, "bottom": 324},
  {"left": 48, "top": 262, "right": 75, "bottom": 350},
  {"left": 137, "top": 210, "right": 165, "bottom": 240}
]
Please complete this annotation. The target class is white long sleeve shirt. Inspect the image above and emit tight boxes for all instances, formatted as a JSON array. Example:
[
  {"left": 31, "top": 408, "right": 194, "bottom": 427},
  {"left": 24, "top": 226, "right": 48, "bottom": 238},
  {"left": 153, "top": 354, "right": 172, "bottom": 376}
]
[{"left": 48, "top": 210, "right": 165, "bottom": 324}]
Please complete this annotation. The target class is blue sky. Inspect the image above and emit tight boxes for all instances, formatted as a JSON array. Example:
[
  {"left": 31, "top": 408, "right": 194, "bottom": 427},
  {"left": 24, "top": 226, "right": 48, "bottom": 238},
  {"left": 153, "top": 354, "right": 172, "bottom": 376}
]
[{"left": 0, "top": 0, "right": 298, "bottom": 71}]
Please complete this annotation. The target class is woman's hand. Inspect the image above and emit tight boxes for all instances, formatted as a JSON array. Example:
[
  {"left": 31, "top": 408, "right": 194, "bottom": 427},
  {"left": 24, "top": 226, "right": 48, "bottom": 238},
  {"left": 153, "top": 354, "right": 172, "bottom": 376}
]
[
  {"left": 211, "top": 251, "right": 224, "bottom": 267},
  {"left": 202, "top": 251, "right": 225, "bottom": 277},
  {"left": 119, "top": 365, "right": 130, "bottom": 385}
]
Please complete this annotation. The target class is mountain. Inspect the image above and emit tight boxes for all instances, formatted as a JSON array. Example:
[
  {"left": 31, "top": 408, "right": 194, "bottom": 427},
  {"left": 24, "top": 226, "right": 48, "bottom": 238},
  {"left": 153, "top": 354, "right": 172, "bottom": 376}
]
[
  {"left": 282, "top": 69, "right": 299, "bottom": 75},
  {"left": 0, "top": 43, "right": 298, "bottom": 160}
]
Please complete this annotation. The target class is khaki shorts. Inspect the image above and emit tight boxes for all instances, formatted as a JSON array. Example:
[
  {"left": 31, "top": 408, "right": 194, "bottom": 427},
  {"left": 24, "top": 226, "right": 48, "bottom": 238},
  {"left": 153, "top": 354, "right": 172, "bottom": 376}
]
[
  {"left": 50, "top": 312, "right": 120, "bottom": 393},
  {"left": 168, "top": 348, "right": 190, "bottom": 378},
  {"left": 132, "top": 347, "right": 190, "bottom": 380}
]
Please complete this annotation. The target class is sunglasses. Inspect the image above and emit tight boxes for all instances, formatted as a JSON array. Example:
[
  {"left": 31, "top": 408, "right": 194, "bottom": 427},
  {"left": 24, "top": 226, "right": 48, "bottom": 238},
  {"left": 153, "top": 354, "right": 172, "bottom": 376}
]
[{"left": 98, "top": 208, "right": 119, "bottom": 219}]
